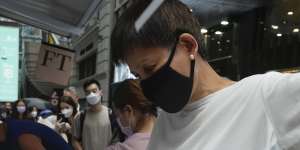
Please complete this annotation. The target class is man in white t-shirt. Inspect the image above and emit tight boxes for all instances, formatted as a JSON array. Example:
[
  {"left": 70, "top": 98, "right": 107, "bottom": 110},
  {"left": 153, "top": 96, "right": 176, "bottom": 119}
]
[
  {"left": 110, "top": 0, "right": 300, "bottom": 150},
  {"left": 72, "top": 79, "right": 112, "bottom": 150}
]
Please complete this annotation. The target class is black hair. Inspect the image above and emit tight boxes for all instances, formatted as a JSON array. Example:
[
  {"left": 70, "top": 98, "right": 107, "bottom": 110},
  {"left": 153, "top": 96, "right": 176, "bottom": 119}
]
[
  {"left": 28, "top": 106, "right": 39, "bottom": 112},
  {"left": 83, "top": 79, "right": 102, "bottom": 92},
  {"left": 12, "top": 99, "right": 29, "bottom": 119},
  {"left": 111, "top": 0, "right": 206, "bottom": 64}
]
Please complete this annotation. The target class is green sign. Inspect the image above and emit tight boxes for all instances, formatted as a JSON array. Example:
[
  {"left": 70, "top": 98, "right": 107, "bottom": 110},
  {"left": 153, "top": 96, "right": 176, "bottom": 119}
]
[{"left": 0, "top": 26, "right": 19, "bottom": 101}]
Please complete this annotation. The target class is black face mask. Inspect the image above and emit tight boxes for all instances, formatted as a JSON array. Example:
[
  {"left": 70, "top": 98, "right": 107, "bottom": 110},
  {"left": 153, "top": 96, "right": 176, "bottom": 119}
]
[{"left": 140, "top": 38, "right": 195, "bottom": 113}]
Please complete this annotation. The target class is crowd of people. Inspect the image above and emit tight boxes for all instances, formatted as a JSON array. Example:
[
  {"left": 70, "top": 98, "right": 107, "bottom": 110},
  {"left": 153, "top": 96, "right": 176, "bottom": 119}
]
[
  {"left": 1, "top": 0, "right": 300, "bottom": 150},
  {"left": 0, "top": 79, "right": 157, "bottom": 150}
]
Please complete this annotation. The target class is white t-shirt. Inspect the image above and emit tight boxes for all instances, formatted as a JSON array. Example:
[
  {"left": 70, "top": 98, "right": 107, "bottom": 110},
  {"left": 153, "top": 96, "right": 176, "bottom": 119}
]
[{"left": 147, "top": 72, "right": 300, "bottom": 150}]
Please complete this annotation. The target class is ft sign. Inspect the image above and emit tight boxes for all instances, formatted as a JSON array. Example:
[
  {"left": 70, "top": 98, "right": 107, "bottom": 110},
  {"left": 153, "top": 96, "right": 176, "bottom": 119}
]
[{"left": 36, "top": 43, "right": 74, "bottom": 86}]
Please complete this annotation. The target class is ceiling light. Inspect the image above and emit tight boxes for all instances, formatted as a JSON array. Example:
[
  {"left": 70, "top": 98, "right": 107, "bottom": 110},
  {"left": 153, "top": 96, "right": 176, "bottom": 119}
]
[
  {"left": 276, "top": 33, "right": 282, "bottom": 37},
  {"left": 215, "top": 31, "right": 223, "bottom": 35},
  {"left": 221, "top": 20, "right": 229, "bottom": 26},
  {"left": 271, "top": 25, "right": 279, "bottom": 30},
  {"left": 288, "top": 11, "right": 294, "bottom": 15},
  {"left": 201, "top": 28, "right": 208, "bottom": 34},
  {"left": 293, "top": 28, "right": 299, "bottom": 33}
]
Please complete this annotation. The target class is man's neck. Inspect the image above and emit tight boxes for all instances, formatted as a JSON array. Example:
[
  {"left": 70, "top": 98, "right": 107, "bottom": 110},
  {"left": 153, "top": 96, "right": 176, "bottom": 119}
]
[
  {"left": 135, "top": 115, "right": 156, "bottom": 133},
  {"left": 191, "top": 60, "right": 235, "bottom": 103},
  {"left": 89, "top": 104, "right": 103, "bottom": 112}
]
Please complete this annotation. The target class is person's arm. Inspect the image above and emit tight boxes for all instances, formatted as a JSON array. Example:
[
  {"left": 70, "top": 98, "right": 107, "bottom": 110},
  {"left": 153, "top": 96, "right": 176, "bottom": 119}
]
[
  {"left": 72, "top": 138, "right": 83, "bottom": 150},
  {"left": 18, "top": 134, "right": 46, "bottom": 150}
]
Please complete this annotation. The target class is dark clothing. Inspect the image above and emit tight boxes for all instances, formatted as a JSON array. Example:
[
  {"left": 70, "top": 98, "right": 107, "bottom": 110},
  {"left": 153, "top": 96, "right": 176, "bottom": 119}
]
[{"left": 0, "top": 119, "right": 72, "bottom": 150}]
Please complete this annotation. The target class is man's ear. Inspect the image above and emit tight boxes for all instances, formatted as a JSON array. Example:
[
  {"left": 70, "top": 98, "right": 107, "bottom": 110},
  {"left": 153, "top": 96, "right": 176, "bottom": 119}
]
[
  {"left": 178, "top": 33, "right": 198, "bottom": 57},
  {"left": 99, "top": 90, "right": 104, "bottom": 96}
]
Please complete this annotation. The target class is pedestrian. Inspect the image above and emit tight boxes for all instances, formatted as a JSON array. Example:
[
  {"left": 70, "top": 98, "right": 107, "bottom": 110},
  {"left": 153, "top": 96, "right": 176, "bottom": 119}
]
[
  {"left": 106, "top": 79, "right": 156, "bottom": 150},
  {"left": 63, "top": 86, "right": 85, "bottom": 111},
  {"left": 72, "top": 79, "right": 112, "bottom": 150},
  {"left": 27, "top": 106, "right": 39, "bottom": 122},
  {"left": 4, "top": 102, "right": 13, "bottom": 119},
  {"left": 111, "top": 0, "right": 300, "bottom": 149},
  {"left": 13, "top": 99, "right": 28, "bottom": 120},
  {"left": 0, "top": 119, "right": 72, "bottom": 150},
  {"left": 56, "top": 96, "right": 78, "bottom": 144}
]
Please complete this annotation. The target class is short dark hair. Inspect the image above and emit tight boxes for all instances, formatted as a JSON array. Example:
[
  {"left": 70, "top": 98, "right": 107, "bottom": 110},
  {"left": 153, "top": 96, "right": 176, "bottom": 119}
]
[
  {"left": 111, "top": 0, "right": 205, "bottom": 64},
  {"left": 83, "top": 79, "right": 101, "bottom": 91},
  {"left": 113, "top": 79, "right": 157, "bottom": 116}
]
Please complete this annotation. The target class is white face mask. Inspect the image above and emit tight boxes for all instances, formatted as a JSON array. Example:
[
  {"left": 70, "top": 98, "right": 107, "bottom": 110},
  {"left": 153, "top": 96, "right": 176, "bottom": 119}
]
[
  {"left": 117, "top": 118, "right": 134, "bottom": 137},
  {"left": 17, "top": 106, "right": 26, "bottom": 113},
  {"left": 31, "top": 111, "right": 38, "bottom": 118},
  {"left": 86, "top": 92, "right": 101, "bottom": 105},
  {"left": 61, "top": 108, "right": 73, "bottom": 118}
]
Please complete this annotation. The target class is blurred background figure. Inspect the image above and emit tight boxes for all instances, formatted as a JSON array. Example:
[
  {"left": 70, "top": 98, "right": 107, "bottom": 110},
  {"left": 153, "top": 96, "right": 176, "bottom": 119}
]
[
  {"left": 56, "top": 96, "right": 78, "bottom": 144},
  {"left": 49, "top": 91, "right": 62, "bottom": 114},
  {"left": 63, "top": 86, "right": 83, "bottom": 111},
  {"left": 2, "top": 102, "right": 13, "bottom": 119},
  {"left": 13, "top": 99, "right": 28, "bottom": 120},
  {"left": 106, "top": 79, "right": 157, "bottom": 150},
  {"left": 27, "top": 106, "right": 39, "bottom": 122}
]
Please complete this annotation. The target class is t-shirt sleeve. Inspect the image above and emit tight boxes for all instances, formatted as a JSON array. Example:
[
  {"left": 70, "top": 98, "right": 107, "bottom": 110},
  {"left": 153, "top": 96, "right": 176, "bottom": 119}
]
[
  {"left": 71, "top": 113, "right": 81, "bottom": 139},
  {"left": 261, "top": 72, "right": 300, "bottom": 149}
]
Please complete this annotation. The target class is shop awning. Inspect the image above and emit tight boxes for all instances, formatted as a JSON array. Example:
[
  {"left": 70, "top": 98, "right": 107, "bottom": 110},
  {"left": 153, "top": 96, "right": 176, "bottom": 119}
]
[{"left": 0, "top": 0, "right": 102, "bottom": 36}]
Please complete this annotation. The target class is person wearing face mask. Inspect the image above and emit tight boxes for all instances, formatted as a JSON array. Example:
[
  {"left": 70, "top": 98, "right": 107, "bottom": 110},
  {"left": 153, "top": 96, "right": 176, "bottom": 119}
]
[
  {"left": 106, "top": 79, "right": 156, "bottom": 150},
  {"left": 13, "top": 99, "right": 28, "bottom": 120},
  {"left": 27, "top": 106, "right": 39, "bottom": 122},
  {"left": 55, "top": 96, "right": 78, "bottom": 144},
  {"left": 72, "top": 79, "right": 112, "bottom": 150},
  {"left": 111, "top": 1, "right": 300, "bottom": 150},
  {"left": 64, "top": 86, "right": 88, "bottom": 112}
]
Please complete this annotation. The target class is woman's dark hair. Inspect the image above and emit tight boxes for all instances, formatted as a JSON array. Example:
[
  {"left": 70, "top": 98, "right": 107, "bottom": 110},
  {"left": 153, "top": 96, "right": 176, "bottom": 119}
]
[
  {"left": 12, "top": 99, "right": 28, "bottom": 119},
  {"left": 59, "top": 96, "right": 78, "bottom": 117},
  {"left": 28, "top": 106, "right": 39, "bottom": 112},
  {"left": 111, "top": 0, "right": 206, "bottom": 64},
  {"left": 113, "top": 79, "right": 157, "bottom": 116}
]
